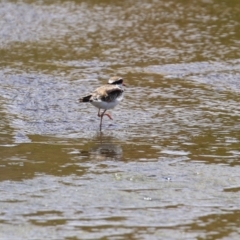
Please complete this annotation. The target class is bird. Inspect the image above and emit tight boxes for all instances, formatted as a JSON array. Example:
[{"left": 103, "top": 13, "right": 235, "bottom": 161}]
[{"left": 79, "top": 76, "right": 126, "bottom": 131}]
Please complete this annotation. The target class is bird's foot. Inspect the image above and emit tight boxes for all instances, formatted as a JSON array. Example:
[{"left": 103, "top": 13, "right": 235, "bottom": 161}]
[{"left": 103, "top": 113, "right": 113, "bottom": 120}]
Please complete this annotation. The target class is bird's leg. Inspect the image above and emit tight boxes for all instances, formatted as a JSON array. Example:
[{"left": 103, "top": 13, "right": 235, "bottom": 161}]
[
  {"left": 99, "top": 109, "right": 113, "bottom": 131},
  {"left": 103, "top": 112, "right": 113, "bottom": 120},
  {"left": 98, "top": 109, "right": 112, "bottom": 120},
  {"left": 100, "top": 109, "right": 107, "bottom": 131}
]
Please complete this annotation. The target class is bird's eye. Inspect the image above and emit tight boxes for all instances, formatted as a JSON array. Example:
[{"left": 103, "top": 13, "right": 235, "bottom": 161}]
[{"left": 116, "top": 79, "right": 123, "bottom": 84}]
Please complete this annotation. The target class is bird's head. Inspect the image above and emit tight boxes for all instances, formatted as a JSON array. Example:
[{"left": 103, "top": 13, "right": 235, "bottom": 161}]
[{"left": 108, "top": 76, "right": 126, "bottom": 86}]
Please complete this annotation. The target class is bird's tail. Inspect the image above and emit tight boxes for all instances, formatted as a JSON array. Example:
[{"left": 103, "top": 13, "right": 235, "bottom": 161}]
[{"left": 79, "top": 95, "right": 92, "bottom": 102}]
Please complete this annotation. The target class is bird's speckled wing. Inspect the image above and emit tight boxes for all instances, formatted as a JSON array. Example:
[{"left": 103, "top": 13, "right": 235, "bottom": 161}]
[{"left": 91, "top": 85, "right": 124, "bottom": 102}]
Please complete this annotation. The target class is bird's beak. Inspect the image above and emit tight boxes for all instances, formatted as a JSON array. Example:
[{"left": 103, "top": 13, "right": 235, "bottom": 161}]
[{"left": 123, "top": 82, "right": 127, "bottom": 87}]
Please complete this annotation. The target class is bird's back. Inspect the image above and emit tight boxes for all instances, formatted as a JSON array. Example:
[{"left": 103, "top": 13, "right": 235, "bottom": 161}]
[{"left": 92, "top": 84, "right": 124, "bottom": 102}]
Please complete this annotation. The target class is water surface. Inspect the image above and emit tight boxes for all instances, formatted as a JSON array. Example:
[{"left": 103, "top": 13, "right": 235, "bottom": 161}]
[{"left": 1, "top": 0, "right": 240, "bottom": 239}]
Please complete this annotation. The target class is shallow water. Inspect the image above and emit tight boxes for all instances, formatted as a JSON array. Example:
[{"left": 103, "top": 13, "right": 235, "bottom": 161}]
[{"left": 1, "top": 0, "right": 240, "bottom": 239}]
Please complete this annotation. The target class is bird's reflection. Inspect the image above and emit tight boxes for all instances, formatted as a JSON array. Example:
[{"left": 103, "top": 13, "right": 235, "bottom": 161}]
[{"left": 88, "top": 132, "right": 123, "bottom": 161}]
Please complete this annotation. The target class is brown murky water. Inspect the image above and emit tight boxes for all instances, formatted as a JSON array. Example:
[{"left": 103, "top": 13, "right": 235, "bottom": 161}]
[{"left": 1, "top": 0, "right": 240, "bottom": 239}]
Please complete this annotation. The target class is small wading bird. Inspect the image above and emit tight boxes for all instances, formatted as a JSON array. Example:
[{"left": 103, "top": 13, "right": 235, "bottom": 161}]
[{"left": 79, "top": 76, "right": 126, "bottom": 131}]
